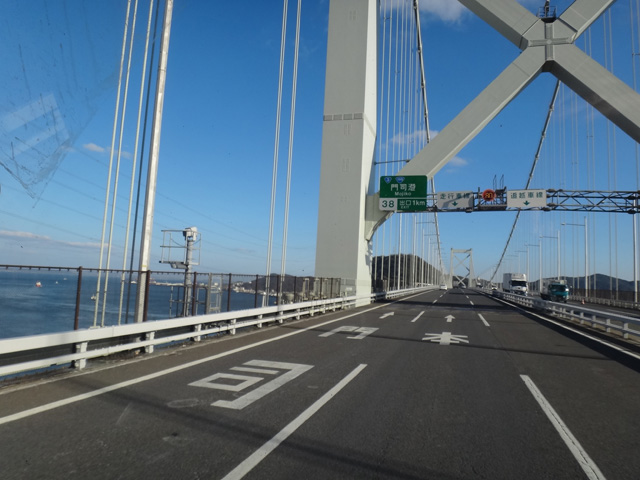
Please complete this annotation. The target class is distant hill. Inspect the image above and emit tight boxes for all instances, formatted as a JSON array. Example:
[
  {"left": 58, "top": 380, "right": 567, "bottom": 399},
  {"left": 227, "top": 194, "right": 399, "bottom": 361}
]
[{"left": 523, "top": 273, "right": 636, "bottom": 292}]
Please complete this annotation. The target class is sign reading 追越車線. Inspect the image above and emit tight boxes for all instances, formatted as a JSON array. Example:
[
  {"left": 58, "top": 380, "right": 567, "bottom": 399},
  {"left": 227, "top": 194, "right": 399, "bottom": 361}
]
[{"left": 506, "top": 189, "right": 547, "bottom": 209}]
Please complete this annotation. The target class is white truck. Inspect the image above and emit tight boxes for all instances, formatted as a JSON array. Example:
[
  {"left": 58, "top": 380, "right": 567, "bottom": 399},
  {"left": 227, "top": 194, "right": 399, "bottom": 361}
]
[{"left": 502, "top": 273, "right": 528, "bottom": 295}]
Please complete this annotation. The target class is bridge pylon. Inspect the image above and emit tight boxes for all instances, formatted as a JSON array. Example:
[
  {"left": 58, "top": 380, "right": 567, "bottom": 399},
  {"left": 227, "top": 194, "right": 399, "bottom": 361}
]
[
  {"left": 450, "top": 249, "right": 476, "bottom": 288},
  {"left": 315, "top": 0, "right": 377, "bottom": 302}
]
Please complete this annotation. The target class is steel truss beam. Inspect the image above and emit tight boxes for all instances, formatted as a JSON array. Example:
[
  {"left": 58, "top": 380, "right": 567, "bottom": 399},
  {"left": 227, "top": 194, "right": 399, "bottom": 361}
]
[{"left": 410, "top": 189, "right": 640, "bottom": 214}]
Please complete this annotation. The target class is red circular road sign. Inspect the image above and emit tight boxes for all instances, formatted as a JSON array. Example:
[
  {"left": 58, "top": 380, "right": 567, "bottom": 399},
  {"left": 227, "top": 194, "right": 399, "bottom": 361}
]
[{"left": 482, "top": 189, "right": 496, "bottom": 201}]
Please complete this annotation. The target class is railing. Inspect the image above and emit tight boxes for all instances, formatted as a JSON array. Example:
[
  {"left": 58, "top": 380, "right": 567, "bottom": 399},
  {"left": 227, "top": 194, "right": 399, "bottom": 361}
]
[
  {"left": 0, "top": 264, "right": 343, "bottom": 339},
  {"left": 571, "top": 295, "right": 640, "bottom": 312},
  {"left": 490, "top": 290, "right": 640, "bottom": 342},
  {"left": 0, "top": 285, "right": 434, "bottom": 379}
]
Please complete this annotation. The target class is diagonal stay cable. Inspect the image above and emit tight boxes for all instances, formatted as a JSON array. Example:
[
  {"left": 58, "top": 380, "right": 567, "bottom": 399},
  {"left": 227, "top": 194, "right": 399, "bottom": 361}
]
[{"left": 491, "top": 79, "right": 561, "bottom": 283}]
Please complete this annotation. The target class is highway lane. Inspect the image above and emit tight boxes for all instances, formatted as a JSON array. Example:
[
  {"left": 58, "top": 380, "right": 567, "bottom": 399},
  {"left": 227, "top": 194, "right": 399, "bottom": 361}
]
[{"left": 0, "top": 289, "right": 639, "bottom": 479}]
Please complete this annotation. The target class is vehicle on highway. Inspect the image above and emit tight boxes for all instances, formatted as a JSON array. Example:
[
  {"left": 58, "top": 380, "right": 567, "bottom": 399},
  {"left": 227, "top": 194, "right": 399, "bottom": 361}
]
[
  {"left": 541, "top": 279, "right": 570, "bottom": 302},
  {"left": 502, "top": 272, "right": 528, "bottom": 295},
  {"left": 439, "top": 284, "right": 447, "bottom": 290}
]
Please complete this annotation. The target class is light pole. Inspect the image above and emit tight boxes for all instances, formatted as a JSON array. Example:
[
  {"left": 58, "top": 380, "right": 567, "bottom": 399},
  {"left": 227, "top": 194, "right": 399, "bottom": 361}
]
[
  {"left": 516, "top": 250, "right": 527, "bottom": 276},
  {"left": 424, "top": 232, "right": 438, "bottom": 286},
  {"left": 561, "top": 217, "right": 588, "bottom": 297},
  {"left": 506, "top": 253, "right": 520, "bottom": 273},
  {"left": 526, "top": 243, "right": 540, "bottom": 293},
  {"left": 541, "top": 232, "right": 560, "bottom": 281},
  {"left": 418, "top": 220, "right": 435, "bottom": 286}
]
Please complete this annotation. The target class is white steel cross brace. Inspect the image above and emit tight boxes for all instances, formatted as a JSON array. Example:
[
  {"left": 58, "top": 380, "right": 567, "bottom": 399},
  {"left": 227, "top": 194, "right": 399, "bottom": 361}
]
[{"left": 367, "top": 0, "right": 639, "bottom": 235}]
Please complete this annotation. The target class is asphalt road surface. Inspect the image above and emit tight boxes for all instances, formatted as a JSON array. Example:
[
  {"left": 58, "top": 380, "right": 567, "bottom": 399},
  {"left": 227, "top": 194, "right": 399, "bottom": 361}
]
[{"left": 1, "top": 288, "right": 639, "bottom": 479}]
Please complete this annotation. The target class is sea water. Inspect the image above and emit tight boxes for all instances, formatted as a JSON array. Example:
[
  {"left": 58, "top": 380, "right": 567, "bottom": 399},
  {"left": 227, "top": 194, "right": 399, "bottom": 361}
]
[{"left": 0, "top": 270, "right": 273, "bottom": 339}]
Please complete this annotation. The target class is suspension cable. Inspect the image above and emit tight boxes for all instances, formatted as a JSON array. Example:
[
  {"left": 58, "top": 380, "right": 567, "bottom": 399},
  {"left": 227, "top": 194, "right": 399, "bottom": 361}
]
[
  {"left": 119, "top": 0, "right": 156, "bottom": 324},
  {"left": 125, "top": 0, "right": 162, "bottom": 324},
  {"left": 264, "top": 0, "right": 288, "bottom": 305},
  {"left": 99, "top": 0, "right": 140, "bottom": 327},
  {"left": 280, "top": 0, "right": 302, "bottom": 284},
  {"left": 94, "top": 0, "right": 133, "bottom": 327}
]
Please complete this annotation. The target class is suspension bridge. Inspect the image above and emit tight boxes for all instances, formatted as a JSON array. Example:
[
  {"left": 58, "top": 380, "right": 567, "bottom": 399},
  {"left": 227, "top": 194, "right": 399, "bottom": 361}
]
[{"left": 1, "top": 1, "right": 640, "bottom": 478}]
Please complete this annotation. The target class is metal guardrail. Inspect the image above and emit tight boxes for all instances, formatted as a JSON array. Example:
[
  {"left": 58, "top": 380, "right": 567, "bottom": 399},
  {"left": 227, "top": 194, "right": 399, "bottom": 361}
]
[
  {"left": 572, "top": 295, "right": 640, "bottom": 312},
  {"left": 491, "top": 290, "right": 640, "bottom": 342},
  {"left": 0, "top": 286, "right": 433, "bottom": 379}
]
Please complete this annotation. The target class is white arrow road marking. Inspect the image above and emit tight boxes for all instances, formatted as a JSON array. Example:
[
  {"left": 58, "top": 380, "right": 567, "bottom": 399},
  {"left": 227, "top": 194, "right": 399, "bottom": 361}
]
[
  {"left": 422, "top": 332, "right": 469, "bottom": 346},
  {"left": 411, "top": 311, "right": 425, "bottom": 323},
  {"left": 445, "top": 315, "right": 455, "bottom": 323},
  {"left": 380, "top": 312, "right": 395, "bottom": 319},
  {"left": 478, "top": 313, "right": 490, "bottom": 327}
]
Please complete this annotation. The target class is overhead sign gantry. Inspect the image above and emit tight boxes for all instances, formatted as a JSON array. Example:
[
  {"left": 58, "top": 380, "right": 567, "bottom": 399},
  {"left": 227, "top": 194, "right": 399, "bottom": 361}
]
[{"left": 378, "top": 185, "right": 640, "bottom": 214}]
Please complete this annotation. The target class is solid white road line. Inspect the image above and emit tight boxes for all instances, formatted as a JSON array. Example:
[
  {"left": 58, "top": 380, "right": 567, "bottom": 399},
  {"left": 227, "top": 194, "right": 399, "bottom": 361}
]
[
  {"left": 477, "top": 313, "right": 490, "bottom": 327},
  {"left": 221, "top": 364, "right": 368, "bottom": 480},
  {"left": 411, "top": 311, "right": 425, "bottom": 323},
  {"left": 520, "top": 375, "right": 606, "bottom": 480}
]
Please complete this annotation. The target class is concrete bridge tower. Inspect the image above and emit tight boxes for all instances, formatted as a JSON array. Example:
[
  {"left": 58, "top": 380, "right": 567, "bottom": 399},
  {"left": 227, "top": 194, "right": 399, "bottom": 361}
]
[{"left": 315, "top": 0, "right": 377, "bottom": 300}]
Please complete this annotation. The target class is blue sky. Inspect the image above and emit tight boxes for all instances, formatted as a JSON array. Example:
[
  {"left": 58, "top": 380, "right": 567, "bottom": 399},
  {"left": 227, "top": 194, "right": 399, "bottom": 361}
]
[{"left": 1, "top": 0, "right": 639, "bottom": 284}]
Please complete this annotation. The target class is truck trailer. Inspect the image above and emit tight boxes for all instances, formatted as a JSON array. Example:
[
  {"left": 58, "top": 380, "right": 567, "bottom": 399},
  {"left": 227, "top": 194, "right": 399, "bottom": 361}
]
[
  {"left": 502, "top": 273, "right": 527, "bottom": 295},
  {"left": 541, "top": 279, "right": 570, "bottom": 302}
]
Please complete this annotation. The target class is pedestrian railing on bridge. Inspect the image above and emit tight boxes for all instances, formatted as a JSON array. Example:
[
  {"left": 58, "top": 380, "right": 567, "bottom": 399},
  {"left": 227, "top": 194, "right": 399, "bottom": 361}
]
[{"left": 0, "top": 285, "right": 433, "bottom": 380}]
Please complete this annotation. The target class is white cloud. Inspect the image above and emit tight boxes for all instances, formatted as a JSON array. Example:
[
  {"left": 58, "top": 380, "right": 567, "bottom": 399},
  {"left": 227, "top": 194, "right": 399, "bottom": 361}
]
[
  {"left": 64, "top": 240, "right": 103, "bottom": 248},
  {"left": 447, "top": 156, "right": 468, "bottom": 167},
  {"left": 0, "top": 230, "right": 103, "bottom": 249},
  {"left": 389, "top": 129, "right": 428, "bottom": 147},
  {"left": 83, "top": 142, "right": 133, "bottom": 159},
  {"left": 418, "top": 0, "right": 469, "bottom": 23},
  {"left": 0, "top": 230, "right": 50, "bottom": 240},
  {"left": 414, "top": 0, "right": 549, "bottom": 24},
  {"left": 83, "top": 142, "right": 106, "bottom": 153}
]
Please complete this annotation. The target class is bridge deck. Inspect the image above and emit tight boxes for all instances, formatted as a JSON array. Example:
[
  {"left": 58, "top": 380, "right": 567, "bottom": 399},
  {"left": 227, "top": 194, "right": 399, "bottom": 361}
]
[{"left": 1, "top": 290, "right": 639, "bottom": 479}]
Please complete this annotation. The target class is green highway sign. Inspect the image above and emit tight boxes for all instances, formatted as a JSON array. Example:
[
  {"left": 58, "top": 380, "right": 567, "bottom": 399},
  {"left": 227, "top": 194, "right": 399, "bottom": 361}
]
[
  {"left": 379, "top": 197, "right": 429, "bottom": 212},
  {"left": 397, "top": 198, "right": 427, "bottom": 211},
  {"left": 379, "top": 175, "right": 427, "bottom": 199}
]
